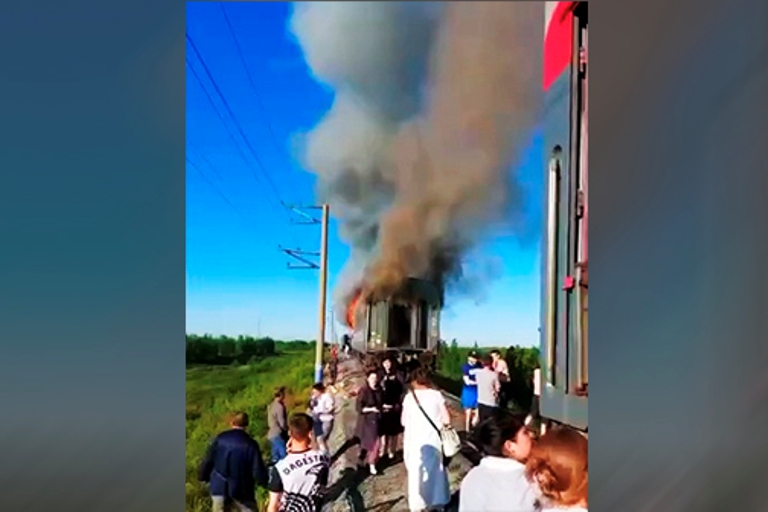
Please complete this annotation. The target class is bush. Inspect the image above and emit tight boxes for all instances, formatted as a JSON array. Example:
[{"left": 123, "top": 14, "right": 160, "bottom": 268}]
[
  {"left": 186, "top": 334, "right": 285, "bottom": 366},
  {"left": 186, "top": 345, "right": 316, "bottom": 512}
]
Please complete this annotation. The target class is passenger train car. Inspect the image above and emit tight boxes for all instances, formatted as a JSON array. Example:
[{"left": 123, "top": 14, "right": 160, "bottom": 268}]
[
  {"left": 345, "top": 277, "right": 442, "bottom": 370},
  {"left": 540, "top": 1, "right": 588, "bottom": 431}
]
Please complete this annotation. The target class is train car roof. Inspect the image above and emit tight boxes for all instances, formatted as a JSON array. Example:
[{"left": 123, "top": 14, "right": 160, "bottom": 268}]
[
  {"left": 367, "top": 277, "right": 443, "bottom": 306},
  {"left": 544, "top": 1, "right": 582, "bottom": 91}
]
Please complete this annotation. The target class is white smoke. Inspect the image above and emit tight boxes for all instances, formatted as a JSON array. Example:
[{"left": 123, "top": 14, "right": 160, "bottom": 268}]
[{"left": 289, "top": 1, "right": 543, "bottom": 310}]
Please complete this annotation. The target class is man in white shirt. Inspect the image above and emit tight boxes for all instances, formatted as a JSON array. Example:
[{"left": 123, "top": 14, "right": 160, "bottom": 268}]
[
  {"left": 310, "top": 383, "right": 334, "bottom": 454},
  {"left": 459, "top": 412, "right": 538, "bottom": 512}
]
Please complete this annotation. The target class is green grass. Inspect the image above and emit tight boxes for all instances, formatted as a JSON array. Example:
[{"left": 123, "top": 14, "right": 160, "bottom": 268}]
[{"left": 186, "top": 344, "right": 316, "bottom": 512}]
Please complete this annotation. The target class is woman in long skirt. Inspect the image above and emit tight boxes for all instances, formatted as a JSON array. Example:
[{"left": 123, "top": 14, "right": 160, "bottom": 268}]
[
  {"left": 401, "top": 368, "right": 451, "bottom": 512},
  {"left": 379, "top": 356, "right": 405, "bottom": 459},
  {"left": 356, "top": 370, "right": 383, "bottom": 475}
]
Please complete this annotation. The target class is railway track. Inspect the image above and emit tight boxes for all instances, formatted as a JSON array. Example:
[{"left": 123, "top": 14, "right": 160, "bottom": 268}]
[
  {"left": 340, "top": 349, "right": 486, "bottom": 461},
  {"left": 324, "top": 354, "right": 483, "bottom": 512}
]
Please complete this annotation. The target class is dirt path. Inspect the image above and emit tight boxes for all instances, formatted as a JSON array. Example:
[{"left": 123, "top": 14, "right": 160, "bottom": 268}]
[{"left": 322, "top": 358, "right": 474, "bottom": 512}]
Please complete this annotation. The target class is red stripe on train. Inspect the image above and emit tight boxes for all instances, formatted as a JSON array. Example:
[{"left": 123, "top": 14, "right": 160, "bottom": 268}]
[{"left": 543, "top": 2, "right": 576, "bottom": 91}]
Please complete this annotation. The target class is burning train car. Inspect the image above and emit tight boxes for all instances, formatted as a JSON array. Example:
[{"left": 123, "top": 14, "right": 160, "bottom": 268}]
[{"left": 345, "top": 277, "right": 442, "bottom": 369}]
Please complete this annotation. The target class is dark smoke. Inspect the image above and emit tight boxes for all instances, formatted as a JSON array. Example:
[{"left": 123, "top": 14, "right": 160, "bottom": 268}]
[{"left": 289, "top": 2, "right": 542, "bottom": 311}]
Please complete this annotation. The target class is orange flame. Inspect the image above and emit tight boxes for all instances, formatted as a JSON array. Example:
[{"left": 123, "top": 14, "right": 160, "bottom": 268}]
[{"left": 346, "top": 291, "right": 363, "bottom": 330}]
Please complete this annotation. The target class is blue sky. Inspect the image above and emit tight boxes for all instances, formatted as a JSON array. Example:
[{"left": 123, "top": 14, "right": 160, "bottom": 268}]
[{"left": 186, "top": 2, "right": 543, "bottom": 348}]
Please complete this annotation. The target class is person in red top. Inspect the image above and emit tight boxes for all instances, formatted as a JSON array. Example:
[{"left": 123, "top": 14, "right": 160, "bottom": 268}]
[{"left": 329, "top": 345, "right": 339, "bottom": 385}]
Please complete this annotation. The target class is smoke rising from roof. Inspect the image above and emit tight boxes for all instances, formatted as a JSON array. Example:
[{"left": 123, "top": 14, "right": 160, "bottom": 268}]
[{"left": 289, "top": 1, "right": 542, "bottom": 311}]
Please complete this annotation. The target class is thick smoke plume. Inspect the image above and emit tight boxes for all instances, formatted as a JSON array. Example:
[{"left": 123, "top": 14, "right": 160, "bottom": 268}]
[{"left": 290, "top": 2, "right": 542, "bottom": 312}]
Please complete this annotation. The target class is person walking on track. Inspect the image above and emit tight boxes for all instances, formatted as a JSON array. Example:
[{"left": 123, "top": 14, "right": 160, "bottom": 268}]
[
  {"left": 342, "top": 334, "right": 352, "bottom": 359},
  {"left": 401, "top": 368, "right": 452, "bottom": 512},
  {"left": 378, "top": 356, "right": 405, "bottom": 460},
  {"left": 198, "top": 412, "right": 268, "bottom": 512},
  {"left": 461, "top": 351, "right": 483, "bottom": 431},
  {"left": 309, "top": 383, "right": 334, "bottom": 455},
  {"left": 267, "top": 387, "right": 289, "bottom": 463},
  {"left": 356, "top": 369, "right": 384, "bottom": 474}
]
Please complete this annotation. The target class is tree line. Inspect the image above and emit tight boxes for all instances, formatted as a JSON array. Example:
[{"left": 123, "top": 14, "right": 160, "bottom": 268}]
[
  {"left": 436, "top": 340, "right": 540, "bottom": 412},
  {"left": 186, "top": 334, "right": 315, "bottom": 366}
]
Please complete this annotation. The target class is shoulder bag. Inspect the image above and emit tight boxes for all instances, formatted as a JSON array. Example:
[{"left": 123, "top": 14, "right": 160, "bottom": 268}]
[{"left": 410, "top": 389, "right": 462, "bottom": 458}]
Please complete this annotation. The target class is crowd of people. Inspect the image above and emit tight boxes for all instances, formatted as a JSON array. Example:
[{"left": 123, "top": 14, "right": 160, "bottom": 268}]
[
  {"left": 461, "top": 350, "right": 544, "bottom": 435},
  {"left": 197, "top": 347, "right": 587, "bottom": 512}
]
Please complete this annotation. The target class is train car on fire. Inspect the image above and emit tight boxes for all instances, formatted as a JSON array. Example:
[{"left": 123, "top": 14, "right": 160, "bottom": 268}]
[
  {"left": 539, "top": 1, "right": 588, "bottom": 432},
  {"left": 345, "top": 277, "right": 442, "bottom": 370}
]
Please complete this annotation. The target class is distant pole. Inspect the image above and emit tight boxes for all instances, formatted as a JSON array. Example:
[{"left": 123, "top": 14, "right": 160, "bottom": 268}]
[{"left": 315, "top": 204, "right": 330, "bottom": 383}]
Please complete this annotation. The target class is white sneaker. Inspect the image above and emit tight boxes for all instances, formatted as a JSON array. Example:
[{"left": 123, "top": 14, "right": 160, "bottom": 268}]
[{"left": 369, "top": 464, "right": 377, "bottom": 475}]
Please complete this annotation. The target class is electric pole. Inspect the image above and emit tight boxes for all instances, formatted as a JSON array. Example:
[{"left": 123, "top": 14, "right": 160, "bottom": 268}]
[
  {"left": 316, "top": 204, "right": 329, "bottom": 384},
  {"left": 280, "top": 203, "right": 330, "bottom": 384}
]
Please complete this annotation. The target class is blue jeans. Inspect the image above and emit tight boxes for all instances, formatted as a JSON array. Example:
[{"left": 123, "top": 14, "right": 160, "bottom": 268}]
[{"left": 270, "top": 435, "right": 287, "bottom": 462}]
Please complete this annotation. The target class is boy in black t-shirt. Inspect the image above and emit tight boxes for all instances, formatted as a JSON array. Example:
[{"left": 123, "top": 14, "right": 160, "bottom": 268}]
[{"left": 266, "top": 413, "right": 330, "bottom": 512}]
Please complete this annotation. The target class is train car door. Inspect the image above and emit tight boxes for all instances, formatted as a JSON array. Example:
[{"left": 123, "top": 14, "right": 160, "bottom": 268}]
[{"left": 541, "top": 1, "right": 588, "bottom": 430}]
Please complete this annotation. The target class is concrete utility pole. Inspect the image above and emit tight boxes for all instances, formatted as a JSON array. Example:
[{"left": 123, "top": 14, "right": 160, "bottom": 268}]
[
  {"left": 316, "top": 204, "right": 329, "bottom": 384},
  {"left": 280, "top": 203, "right": 330, "bottom": 384}
]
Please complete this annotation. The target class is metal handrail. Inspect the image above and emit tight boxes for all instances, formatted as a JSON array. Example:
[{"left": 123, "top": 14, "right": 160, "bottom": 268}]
[{"left": 545, "top": 152, "right": 561, "bottom": 385}]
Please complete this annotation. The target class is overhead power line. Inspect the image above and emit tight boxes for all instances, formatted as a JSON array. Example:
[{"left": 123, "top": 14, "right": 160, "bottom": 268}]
[
  {"left": 219, "top": 4, "right": 295, "bottom": 183},
  {"left": 186, "top": 58, "right": 279, "bottom": 212},
  {"left": 186, "top": 32, "right": 302, "bottom": 247},
  {"left": 186, "top": 32, "right": 285, "bottom": 209}
]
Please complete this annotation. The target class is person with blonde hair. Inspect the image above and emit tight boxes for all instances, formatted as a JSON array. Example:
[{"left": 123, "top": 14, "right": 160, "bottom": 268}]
[{"left": 525, "top": 428, "right": 588, "bottom": 512}]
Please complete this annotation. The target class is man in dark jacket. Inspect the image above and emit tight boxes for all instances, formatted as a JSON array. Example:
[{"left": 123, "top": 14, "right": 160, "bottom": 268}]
[{"left": 198, "top": 412, "right": 268, "bottom": 512}]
